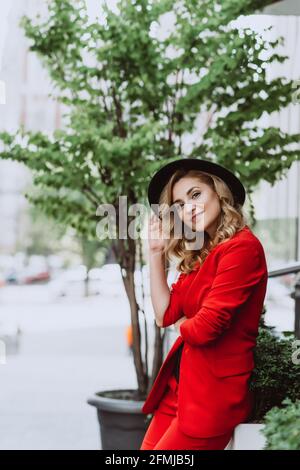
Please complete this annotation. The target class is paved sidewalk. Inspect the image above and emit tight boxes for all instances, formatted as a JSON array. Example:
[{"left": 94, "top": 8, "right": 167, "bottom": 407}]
[
  {"left": 0, "top": 284, "right": 156, "bottom": 450},
  {"left": 0, "top": 325, "right": 138, "bottom": 449}
]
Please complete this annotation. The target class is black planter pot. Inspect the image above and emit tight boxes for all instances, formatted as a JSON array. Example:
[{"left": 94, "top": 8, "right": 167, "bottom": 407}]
[{"left": 87, "top": 388, "right": 151, "bottom": 450}]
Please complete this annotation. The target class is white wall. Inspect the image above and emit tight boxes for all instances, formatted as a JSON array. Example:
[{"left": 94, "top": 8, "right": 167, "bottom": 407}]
[
  {"left": 233, "top": 13, "right": 300, "bottom": 262},
  {"left": 0, "top": 0, "right": 62, "bottom": 253}
]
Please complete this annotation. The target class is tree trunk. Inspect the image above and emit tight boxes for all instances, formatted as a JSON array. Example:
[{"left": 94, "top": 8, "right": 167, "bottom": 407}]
[
  {"left": 113, "top": 237, "right": 148, "bottom": 398},
  {"left": 148, "top": 256, "right": 171, "bottom": 394},
  {"left": 111, "top": 225, "right": 170, "bottom": 397}
]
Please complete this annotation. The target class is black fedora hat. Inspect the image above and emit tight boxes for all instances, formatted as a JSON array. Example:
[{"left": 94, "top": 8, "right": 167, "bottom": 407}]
[{"left": 148, "top": 158, "right": 246, "bottom": 216}]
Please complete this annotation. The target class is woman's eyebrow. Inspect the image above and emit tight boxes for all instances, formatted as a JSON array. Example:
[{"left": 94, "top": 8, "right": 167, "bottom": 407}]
[{"left": 173, "top": 186, "right": 200, "bottom": 204}]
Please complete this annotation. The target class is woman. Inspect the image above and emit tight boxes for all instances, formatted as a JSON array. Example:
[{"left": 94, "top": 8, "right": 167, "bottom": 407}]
[{"left": 140, "top": 158, "right": 268, "bottom": 450}]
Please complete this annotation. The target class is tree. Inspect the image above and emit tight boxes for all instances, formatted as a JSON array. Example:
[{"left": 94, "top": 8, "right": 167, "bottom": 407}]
[
  {"left": 17, "top": 205, "right": 66, "bottom": 257},
  {"left": 0, "top": 0, "right": 299, "bottom": 399},
  {"left": 79, "top": 237, "right": 105, "bottom": 296}
]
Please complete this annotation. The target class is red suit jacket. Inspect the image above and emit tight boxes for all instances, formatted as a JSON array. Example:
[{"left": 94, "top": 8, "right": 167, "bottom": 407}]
[{"left": 142, "top": 225, "right": 268, "bottom": 438}]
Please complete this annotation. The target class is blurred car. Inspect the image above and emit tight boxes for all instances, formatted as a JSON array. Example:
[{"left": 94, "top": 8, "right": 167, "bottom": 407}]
[
  {"left": 0, "top": 274, "right": 6, "bottom": 287},
  {"left": 5, "top": 273, "right": 17, "bottom": 284},
  {"left": 24, "top": 271, "right": 50, "bottom": 284},
  {"left": 48, "top": 263, "right": 152, "bottom": 299},
  {"left": 48, "top": 266, "right": 83, "bottom": 297},
  {"left": 88, "top": 268, "right": 103, "bottom": 280},
  {"left": 91, "top": 263, "right": 151, "bottom": 297},
  {"left": 48, "top": 265, "right": 95, "bottom": 298},
  {"left": 88, "top": 264, "right": 125, "bottom": 297}
]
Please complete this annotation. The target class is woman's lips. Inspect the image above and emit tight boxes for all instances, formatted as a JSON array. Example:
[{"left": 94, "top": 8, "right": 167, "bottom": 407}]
[{"left": 192, "top": 211, "right": 204, "bottom": 222}]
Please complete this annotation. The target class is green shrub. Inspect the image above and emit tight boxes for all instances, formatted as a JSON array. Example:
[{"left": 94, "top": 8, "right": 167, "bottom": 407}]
[
  {"left": 249, "top": 313, "right": 300, "bottom": 422},
  {"left": 262, "top": 398, "right": 300, "bottom": 450}
]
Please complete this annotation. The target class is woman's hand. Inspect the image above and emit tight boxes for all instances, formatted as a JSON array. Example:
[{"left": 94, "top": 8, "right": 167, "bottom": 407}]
[
  {"left": 148, "top": 212, "right": 166, "bottom": 254},
  {"left": 174, "top": 315, "right": 188, "bottom": 335}
]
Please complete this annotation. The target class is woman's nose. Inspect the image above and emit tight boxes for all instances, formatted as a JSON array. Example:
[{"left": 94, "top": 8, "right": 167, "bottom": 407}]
[{"left": 185, "top": 202, "right": 195, "bottom": 213}]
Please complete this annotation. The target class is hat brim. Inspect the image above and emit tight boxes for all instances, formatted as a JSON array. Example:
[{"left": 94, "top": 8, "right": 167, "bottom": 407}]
[{"left": 148, "top": 158, "right": 246, "bottom": 215}]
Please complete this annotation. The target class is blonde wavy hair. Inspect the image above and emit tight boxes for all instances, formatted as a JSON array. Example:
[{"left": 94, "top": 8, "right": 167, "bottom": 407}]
[{"left": 158, "top": 168, "right": 248, "bottom": 275}]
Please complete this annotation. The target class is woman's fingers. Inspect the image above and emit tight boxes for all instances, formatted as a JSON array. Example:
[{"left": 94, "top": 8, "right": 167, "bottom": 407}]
[
  {"left": 149, "top": 213, "right": 159, "bottom": 225},
  {"left": 148, "top": 215, "right": 164, "bottom": 241},
  {"left": 149, "top": 213, "right": 161, "bottom": 229}
]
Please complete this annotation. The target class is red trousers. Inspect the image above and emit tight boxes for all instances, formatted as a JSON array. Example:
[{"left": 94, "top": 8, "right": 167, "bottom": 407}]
[{"left": 140, "top": 373, "right": 233, "bottom": 450}]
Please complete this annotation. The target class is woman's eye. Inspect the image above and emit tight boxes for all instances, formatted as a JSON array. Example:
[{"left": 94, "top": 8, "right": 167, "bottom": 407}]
[{"left": 174, "top": 193, "right": 200, "bottom": 210}]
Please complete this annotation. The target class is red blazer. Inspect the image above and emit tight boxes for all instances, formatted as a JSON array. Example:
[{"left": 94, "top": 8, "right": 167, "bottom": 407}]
[{"left": 142, "top": 225, "right": 268, "bottom": 438}]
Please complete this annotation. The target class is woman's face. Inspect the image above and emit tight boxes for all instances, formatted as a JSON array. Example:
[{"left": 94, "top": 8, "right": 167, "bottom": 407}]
[{"left": 172, "top": 176, "right": 221, "bottom": 239}]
